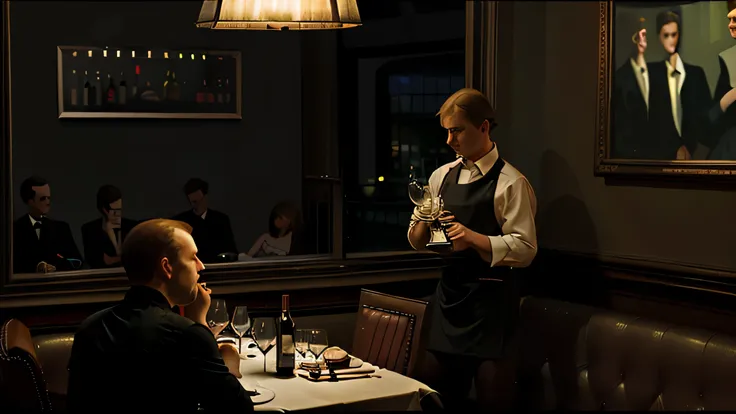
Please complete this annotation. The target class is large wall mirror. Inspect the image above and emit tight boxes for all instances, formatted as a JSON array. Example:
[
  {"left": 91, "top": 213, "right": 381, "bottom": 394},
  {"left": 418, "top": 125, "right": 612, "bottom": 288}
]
[
  {"left": 596, "top": 0, "right": 736, "bottom": 182},
  {"left": 0, "top": 1, "right": 498, "bottom": 297}
]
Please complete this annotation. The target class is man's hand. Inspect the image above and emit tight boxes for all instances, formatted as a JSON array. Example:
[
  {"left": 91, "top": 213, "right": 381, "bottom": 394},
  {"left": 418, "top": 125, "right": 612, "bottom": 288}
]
[
  {"left": 103, "top": 253, "right": 121, "bottom": 266},
  {"left": 183, "top": 283, "right": 212, "bottom": 327},
  {"left": 721, "top": 87, "right": 736, "bottom": 112},
  {"left": 676, "top": 145, "right": 692, "bottom": 160},
  {"left": 439, "top": 214, "right": 477, "bottom": 252},
  {"left": 636, "top": 28, "right": 647, "bottom": 55}
]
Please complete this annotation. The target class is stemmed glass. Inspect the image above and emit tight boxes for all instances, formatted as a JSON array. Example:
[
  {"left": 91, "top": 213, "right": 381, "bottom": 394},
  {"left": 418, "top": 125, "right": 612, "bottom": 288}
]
[
  {"left": 294, "top": 329, "right": 310, "bottom": 361},
  {"left": 207, "top": 299, "right": 229, "bottom": 336},
  {"left": 231, "top": 306, "right": 251, "bottom": 355},
  {"left": 308, "top": 329, "right": 329, "bottom": 361},
  {"left": 251, "top": 317, "right": 277, "bottom": 372}
]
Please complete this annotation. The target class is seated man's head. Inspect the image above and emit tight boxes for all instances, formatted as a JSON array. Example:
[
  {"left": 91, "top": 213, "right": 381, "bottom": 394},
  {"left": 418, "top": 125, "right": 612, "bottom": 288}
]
[
  {"left": 183, "top": 178, "right": 209, "bottom": 216},
  {"left": 20, "top": 176, "right": 51, "bottom": 218},
  {"left": 656, "top": 10, "right": 681, "bottom": 55},
  {"left": 437, "top": 88, "right": 497, "bottom": 161},
  {"left": 728, "top": 0, "right": 736, "bottom": 39},
  {"left": 96, "top": 184, "right": 123, "bottom": 227},
  {"left": 121, "top": 219, "right": 204, "bottom": 306}
]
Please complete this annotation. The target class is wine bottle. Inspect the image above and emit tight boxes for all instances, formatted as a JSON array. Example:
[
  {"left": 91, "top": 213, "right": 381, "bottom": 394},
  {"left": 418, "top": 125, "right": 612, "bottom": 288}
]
[
  {"left": 275, "top": 294, "right": 295, "bottom": 376},
  {"left": 70, "top": 69, "right": 79, "bottom": 106},
  {"left": 165, "top": 71, "right": 181, "bottom": 101},
  {"left": 225, "top": 77, "right": 232, "bottom": 104},
  {"left": 132, "top": 65, "right": 140, "bottom": 98},
  {"left": 106, "top": 73, "right": 116, "bottom": 104},
  {"left": 163, "top": 70, "right": 171, "bottom": 100},
  {"left": 83, "top": 70, "right": 90, "bottom": 106},
  {"left": 216, "top": 77, "right": 224, "bottom": 104},
  {"left": 119, "top": 72, "right": 127, "bottom": 105},
  {"left": 94, "top": 71, "right": 102, "bottom": 106}
]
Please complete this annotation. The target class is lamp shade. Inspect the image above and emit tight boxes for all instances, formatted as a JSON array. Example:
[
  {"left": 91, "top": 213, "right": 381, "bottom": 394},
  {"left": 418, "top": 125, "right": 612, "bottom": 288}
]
[{"left": 196, "top": 0, "right": 362, "bottom": 30}]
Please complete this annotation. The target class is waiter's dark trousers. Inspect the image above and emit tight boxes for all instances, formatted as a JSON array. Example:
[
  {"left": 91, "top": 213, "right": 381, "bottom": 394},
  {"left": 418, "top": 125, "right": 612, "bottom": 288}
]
[{"left": 415, "top": 350, "right": 517, "bottom": 411}]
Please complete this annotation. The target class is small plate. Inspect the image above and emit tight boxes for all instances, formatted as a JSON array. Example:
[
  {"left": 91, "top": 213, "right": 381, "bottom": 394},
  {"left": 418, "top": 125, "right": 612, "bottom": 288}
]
[{"left": 246, "top": 386, "right": 275, "bottom": 405}]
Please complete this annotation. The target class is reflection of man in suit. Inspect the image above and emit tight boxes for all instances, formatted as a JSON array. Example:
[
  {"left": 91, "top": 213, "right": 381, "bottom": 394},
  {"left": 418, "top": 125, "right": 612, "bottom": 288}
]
[
  {"left": 81, "top": 185, "right": 138, "bottom": 269},
  {"left": 172, "top": 178, "right": 237, "bottom": 263},
  {"left": 707, "top": 0, "right": 736, "bottom": 159},
  {"left": 13, "top": 176, "right": 83, "bottom": 273},
  {"left": 647, "top": 11, "right": 712, "bottom": 160},
  {"left": 612, "top": 18, "right": 649, "bottom": 158}
]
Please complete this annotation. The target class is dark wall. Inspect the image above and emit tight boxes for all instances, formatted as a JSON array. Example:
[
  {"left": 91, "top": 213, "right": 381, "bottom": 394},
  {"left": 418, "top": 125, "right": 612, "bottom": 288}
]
[
  {"left": 495, "top": 1, "right": 736, "bottom": 271},
  {"left": 9, "top": 1, "right": 303, "bottom": 253}
]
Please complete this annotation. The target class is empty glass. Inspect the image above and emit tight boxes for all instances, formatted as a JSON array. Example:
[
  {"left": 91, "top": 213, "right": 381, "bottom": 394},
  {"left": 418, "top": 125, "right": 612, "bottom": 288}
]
[
  {"left": 251, "top": 317, "right": 277, "bottom": 372},
  {"left": 294, "top": 329, "right": 310, "bottom": 360},
  {"left": 206, "top": 299, "right": 229, "bottom": 336},
  {"left": 231, "top": 306, "right": 251, "bottom": 355},
  {"left": 307, "top": 329, "right": 329, "bottom": 360}
]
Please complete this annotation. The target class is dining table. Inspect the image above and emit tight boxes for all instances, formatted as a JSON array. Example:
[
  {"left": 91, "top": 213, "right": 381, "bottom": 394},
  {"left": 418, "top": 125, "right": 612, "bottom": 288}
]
[{"left": 232, "top": 338, "right": 439, "bottom": 412}]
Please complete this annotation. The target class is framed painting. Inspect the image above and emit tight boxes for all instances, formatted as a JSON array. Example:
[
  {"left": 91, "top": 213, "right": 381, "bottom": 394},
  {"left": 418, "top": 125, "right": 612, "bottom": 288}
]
[{"left": 595, "top": 1, "right": 736, "bottom": 183}]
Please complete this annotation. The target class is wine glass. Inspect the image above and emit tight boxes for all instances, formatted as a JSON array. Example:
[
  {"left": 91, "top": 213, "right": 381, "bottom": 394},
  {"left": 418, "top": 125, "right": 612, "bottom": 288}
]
[
  {"left": 251, "top": 317, "right": 277, "bottom": 372},
  {"left": 294, "top": 329, "right": 310, "bottom": 361},
  {"left": 308, "top": 329, "right": 329, "bottom": 360},
  {"left": 207, "top": 299, "right": 229, "bottom": 336},
  {"left": 231, "top": 306, "right": 251, "bottom": 355}
]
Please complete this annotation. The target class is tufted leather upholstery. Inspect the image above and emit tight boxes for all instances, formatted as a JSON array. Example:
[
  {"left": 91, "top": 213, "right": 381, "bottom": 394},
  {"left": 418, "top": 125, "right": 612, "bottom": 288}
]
[
  {"left": 0, "top": 319, "right": 53, "bottom": 413},
  {"left": 34, "top": 333, "right": 75, "bottom": 412},
  {"left": 351, "top": 289, "right": 428, "bottom": 377},
  {"left": 515, "top": 297, "right": 736, "bottom": 411}
]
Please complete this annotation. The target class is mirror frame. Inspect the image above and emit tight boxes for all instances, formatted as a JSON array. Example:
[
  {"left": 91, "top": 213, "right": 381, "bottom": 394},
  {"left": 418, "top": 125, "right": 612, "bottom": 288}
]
[
  {"left": 0, "top": 1, "right": 497, "bottom": 305},
  {"left": 594, "top": 1, "right": 736, "bottom": 186}
]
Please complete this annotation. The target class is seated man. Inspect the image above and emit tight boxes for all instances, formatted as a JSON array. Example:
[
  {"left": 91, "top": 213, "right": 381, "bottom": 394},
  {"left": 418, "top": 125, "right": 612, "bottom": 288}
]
[
  {"left": 67, "top": 219, "right": 254, "bottom": 413},
  {"left": 81, "top": 185, "right": 137, "bottom": 269},
  {"left": 173, "top": 178, "right": 238, "bottom": 263},
  {"left": 13, "top": 176, "right": 82, "bottom": 273}
]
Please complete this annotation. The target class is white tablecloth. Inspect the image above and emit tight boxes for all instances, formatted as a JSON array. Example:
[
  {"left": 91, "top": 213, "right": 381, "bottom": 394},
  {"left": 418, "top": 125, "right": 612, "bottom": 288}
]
[{"left": 235, "top": 339, "right": 436, "bottom": 412}]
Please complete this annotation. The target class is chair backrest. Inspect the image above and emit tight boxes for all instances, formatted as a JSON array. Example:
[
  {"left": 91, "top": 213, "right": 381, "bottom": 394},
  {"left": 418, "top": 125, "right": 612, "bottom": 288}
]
[
  {"left": 0, "top": 319, "right": 52, "bottom": 413},
  {"left": 351, "top": 289, "right": 428, "bottom": 377},
  {"left": 33, "top": 333, "right": 75, "bottom": 397}
]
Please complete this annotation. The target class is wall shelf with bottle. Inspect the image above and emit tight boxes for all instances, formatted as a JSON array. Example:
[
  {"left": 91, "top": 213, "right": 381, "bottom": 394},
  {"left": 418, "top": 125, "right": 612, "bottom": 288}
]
[{"left": 56, "top": 46, "right": 241, "bottom": 119}]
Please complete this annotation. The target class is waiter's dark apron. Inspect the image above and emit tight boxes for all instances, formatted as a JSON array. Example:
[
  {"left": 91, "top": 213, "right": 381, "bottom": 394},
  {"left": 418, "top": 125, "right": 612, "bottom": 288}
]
[{"left": 426, "top": 158, "right": 519, "bottom": 360}]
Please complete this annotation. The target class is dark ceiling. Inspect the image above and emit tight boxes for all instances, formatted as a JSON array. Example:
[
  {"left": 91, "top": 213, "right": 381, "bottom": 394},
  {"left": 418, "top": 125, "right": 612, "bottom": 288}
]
[{"left": 357, "top": 0, "right": 465, "bottom": 21}]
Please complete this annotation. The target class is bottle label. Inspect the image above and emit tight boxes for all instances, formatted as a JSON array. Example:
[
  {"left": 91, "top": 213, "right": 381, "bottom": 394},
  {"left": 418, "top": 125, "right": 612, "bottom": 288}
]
[
  {"left": 70, "top": 88, "right": 78, "bottom": 106},
  {"left": 119, "top": 86, "right": 126, "bottom": 105},
  {"left": 281, "top": 334, "right": 295, "bottom": 355},
  {"left": 83, "top": 88, "right": 89, "bottom": 106}
]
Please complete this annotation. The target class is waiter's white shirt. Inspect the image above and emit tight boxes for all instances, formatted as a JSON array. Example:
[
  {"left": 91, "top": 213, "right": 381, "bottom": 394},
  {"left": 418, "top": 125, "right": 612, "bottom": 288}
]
[{"left": 408, "top": 144, "right": 538, "bottom": 268}]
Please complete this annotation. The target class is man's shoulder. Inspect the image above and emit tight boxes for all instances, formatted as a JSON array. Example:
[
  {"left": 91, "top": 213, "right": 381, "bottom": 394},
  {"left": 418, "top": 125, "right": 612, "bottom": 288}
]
[
  {"left": 430, "top": 158, "right": 462, "bottom": 181},
  {"left": 208, "top": 209, "right": 230, "bottom": 221}
]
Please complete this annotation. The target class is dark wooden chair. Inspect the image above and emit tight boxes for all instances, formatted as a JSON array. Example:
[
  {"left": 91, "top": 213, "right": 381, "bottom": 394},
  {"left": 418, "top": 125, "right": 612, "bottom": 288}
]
[
  {"left": 0, "top": 319, "right": 53, "bottom": 412},
  {"left": 351, "top": 289, "right": 429, "bottom": 378}
]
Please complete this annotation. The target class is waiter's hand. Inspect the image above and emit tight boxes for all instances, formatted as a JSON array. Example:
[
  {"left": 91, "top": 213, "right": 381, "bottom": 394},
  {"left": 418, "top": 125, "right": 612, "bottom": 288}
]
[{"left": 439, "top": 214, "right": 475, "bottom": 252}]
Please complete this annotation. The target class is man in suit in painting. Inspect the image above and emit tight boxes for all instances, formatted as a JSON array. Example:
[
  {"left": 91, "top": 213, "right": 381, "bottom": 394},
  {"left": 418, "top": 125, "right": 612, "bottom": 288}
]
[
  {"left": 81, "top": 185, "right": 138, "bottom": 269},
  {"left": 13, "top": 176, "right": 83, "bottom": 274},
  {"left": 612, "top": 15, "right": 650, "bottom": 159},
  {"left": 646, "top": 10, "right": 712, "bottom": 160},
  {"left": 706, "top": 0, "right": 736, "bottom": 160},
  {"left": 172, "top": 178, "right": 238, "bottom": 264}
]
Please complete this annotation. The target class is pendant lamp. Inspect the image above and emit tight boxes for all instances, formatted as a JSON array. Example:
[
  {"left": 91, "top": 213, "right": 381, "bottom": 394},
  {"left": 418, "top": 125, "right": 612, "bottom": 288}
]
[{"left": 196, "top": 0, "right": 362, "bottom": 30}]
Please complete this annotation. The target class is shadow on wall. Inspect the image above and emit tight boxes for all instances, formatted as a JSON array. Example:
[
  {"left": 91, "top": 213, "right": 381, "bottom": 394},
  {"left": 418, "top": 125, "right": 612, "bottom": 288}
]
[{"left": 530, "top": 150, "right": 605, "bottom": 306}]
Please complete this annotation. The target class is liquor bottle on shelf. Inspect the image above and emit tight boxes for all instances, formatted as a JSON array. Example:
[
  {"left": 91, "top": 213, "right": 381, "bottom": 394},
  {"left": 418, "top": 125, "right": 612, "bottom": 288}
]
[
  {"left": 216, "top": 77, "right": 224, "bottom": 104},
  {"left": 83, "top": 70, "right": 90, "bottom": 107},
  {"left": 163, "top": 70, "right": 171, "bottom": 100},
  {"left": 168, "top": 72, "right": 181, "bottom": 101},
  {"left": 119, "top": 72, "right": 127, "bottom": 105},
  {"left": 70, "top": 69, "right": 79, "bottom": 107},
  {"left": 132, "top": 65, "right": 140, "bottom": 99},
  {"left": 196, "top": 79, "right": 215, "bottom": 104},
  {"left": 225, "top": 77, "right": 232, "bottom": 104},
  {"left": 106, "top": 73, "right": 117, "bottom": 104},
  {"left": 94, "top": 71, "right": 102, "bottom": 106},
  {"left": 275, "top": 294, "right": 295, "bottom": 377}
]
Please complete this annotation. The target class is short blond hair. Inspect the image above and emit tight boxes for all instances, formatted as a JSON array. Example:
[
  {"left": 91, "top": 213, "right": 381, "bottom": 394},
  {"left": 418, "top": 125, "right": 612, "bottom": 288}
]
[
  {"left": 437, "top": 88, "right": 497, "bottom": 131},
  {"left": 121, "top": 219, "right": 193, "bottom": 284}
]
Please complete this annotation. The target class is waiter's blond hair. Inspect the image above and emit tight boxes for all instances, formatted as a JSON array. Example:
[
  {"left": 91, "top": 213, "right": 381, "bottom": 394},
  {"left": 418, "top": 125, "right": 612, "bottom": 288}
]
[{"left": 437, "top": 88, "right": 497, "bottom": 132}]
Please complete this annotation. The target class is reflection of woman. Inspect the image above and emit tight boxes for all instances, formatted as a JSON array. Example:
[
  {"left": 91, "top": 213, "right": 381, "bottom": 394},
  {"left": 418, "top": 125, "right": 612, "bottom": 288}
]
[
  {"left": 245, "top": 201, "right": 303, "bottom": 258},
  {"left": 707, "top": 1, "right": 736, "bottom": 159}
]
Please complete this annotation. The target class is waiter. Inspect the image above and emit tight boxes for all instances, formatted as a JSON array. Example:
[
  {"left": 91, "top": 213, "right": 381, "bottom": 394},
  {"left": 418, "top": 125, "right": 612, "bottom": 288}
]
[{"left": 408, "top": 88, "right": 537, "bottom": 411}]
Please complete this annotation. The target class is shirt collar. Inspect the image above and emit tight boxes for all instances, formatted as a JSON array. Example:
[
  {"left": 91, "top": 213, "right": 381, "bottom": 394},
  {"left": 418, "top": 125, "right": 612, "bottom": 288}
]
[
  {"left": 460, "top": 143, "right": 499, "bottom": 176},
  {"left": 630, "top": 57, "right": 647, "bottom": 73},
  {"left": 124, "top": 285, "right": 174, "bottom": 311},
  {"left": 28, "top": 214, "right": 45, "bottom": 226},
  {"left": 665, "top": 55, "right": 685, "bottom": 76},
  {"left": 199, "top": 210, "right": 208, "bottom": 220}
]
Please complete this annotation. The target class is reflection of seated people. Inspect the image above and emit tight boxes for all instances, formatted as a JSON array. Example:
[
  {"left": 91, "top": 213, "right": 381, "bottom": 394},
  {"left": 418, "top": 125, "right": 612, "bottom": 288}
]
[
  {"left": 647, "top": 11, "right": 712, "bottom": 160},
  {"left": 244, "top": 201, "right": 303, "bottom": 259},
  {"left": 13, "top": 176, "right": 83, "bottom": 273},
  {"left": 172, "top": 178, "right": 237, "bottom": 263},
  {"left": 612, "top": 20, "right": 649, "bottom": 158},
  {"left": 81, "top": 185, "right": 137, "bottom": 269},
  {"left": 707, "top": 1, "right": 736, "bottom": 160}
]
